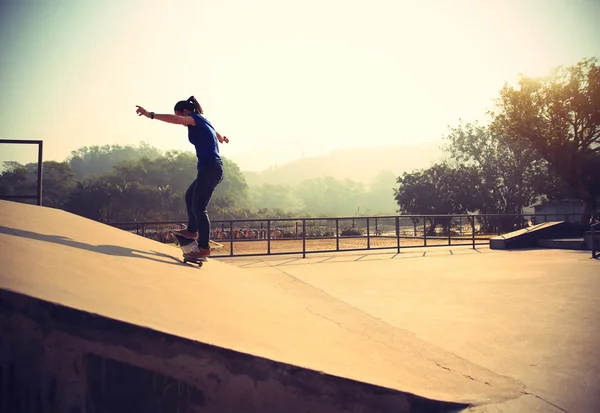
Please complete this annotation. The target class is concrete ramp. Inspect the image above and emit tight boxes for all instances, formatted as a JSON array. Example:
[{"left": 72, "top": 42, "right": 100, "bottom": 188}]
[
  {"left": 0, "top": 200, "right": 523, "bottom": 412},
  {"left": 490, "top": 221, "right": 566, "bottom": 249}
]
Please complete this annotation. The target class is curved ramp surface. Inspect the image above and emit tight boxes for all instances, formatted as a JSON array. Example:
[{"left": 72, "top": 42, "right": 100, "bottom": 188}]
[{"left": 0, "top": 201, "right": 524, "bottom": 411}]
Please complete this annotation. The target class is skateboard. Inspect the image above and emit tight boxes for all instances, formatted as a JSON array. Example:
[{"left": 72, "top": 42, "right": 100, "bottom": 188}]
[{"left": 170, "top": 232, "right": 207, "bottom": 267}]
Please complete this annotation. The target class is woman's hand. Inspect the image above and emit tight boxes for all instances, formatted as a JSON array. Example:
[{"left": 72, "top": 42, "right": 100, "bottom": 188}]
[
  {"left": 136, "top": 105, "right": 150, "bottom": 118},
  {"left": 216, "top": 131, "right": 229, "bottom": 144}
]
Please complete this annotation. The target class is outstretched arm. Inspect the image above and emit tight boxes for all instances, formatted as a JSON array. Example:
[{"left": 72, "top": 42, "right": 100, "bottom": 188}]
[{"left": 136, "top": 106, "right": 195, "bottom": 126}]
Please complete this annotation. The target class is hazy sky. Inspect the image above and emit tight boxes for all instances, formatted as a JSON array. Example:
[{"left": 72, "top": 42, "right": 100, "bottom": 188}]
[{"left": 1, "top": 0, "right": 599, "bottom": 170}]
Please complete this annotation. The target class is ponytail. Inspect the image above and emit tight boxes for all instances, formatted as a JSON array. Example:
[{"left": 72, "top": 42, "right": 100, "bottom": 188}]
[
  {"left": 174, "top": 96, "right": 202, "bottom": 115},
  {"left": 187, "top": 96, "right": 203, "bottom": 115}
]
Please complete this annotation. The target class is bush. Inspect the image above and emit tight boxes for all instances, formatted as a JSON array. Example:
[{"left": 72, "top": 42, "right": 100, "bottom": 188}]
[{"left": 340, "top": 223, "right": 364, "bottom": 236}]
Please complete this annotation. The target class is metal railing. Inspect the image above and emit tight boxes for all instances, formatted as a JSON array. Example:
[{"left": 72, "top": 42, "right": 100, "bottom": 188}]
[
  {"left": 107, "top": 213, "right": 596, "bottom": 258},
  {"left": 592, "top": 222, "right": 599, "bottom": 259},
  {"left": 0, "top": 139, "right": 43, "bottom": 205}
]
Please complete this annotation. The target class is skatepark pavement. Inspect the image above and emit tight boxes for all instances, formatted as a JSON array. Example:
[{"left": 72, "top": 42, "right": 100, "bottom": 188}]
[{"left": 221, "top": 248, "right": 600, "bottom": 412}]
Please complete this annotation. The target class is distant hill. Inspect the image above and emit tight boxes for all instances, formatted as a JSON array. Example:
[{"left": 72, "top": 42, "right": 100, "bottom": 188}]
[{"left": 241, "top": 143, "right": 444, "bottom": 187}]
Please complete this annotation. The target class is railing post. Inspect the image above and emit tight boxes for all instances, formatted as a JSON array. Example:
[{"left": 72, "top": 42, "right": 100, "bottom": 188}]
[
  {"left": 396, "top": 216, "right": 400, "bottom": 254},
  {"left": 229, "top": 220, "right": 234, "bottom": 256},
  {"left": 336, "top": 218, "right": 339, "bottom": 251},
  {"left": 367, "top": 218, "right": 371, "bottom": 249},
  {"left": 423, "top": 218, "right": 427, "bottom": 247},
  {"left": 448, "top": 219, "right": 452, "bottom": 246},
  {"left": 302, "top": 219, "right": 306, "bottom": 258},
  {"left": 267, "top": 220, "right": 271, "bottom": 254},
  {"left": 37, "top": 141, "right": 43, "bottom": 206},
  {"left": 471, "top": 216, "right": 476, "bottom": 249},
  {"left": 592, "top": 223, "right": 597, "bottom": 259}
]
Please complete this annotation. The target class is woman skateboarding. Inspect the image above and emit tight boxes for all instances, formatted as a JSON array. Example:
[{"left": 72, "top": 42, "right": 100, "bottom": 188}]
[{"left": 135, "top": 96, "right": 228, "bottom": 259}]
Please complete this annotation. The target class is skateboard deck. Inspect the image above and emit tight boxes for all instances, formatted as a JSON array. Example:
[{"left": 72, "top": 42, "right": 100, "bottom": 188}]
[{"left": 170, "top": 232, "right": 207, "bottom": 267}]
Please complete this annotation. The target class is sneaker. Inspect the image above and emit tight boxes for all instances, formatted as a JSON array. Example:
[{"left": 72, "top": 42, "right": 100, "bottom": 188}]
[
  {"left": 184, "top": 248, "right": 211, "bottom": 259},
  {"left": 173, "top": 229, "right": 198, "bottom": 240}
]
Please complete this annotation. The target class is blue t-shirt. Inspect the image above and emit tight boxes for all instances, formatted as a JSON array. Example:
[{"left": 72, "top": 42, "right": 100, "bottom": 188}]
[{"left": 187, "top": 113, "right": 222, "bottom": 167}]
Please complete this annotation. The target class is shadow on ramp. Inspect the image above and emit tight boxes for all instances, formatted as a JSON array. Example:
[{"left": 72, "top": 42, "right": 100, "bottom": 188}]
[{"left": 0, "top": 225, "right": 183, "bottom": 267}]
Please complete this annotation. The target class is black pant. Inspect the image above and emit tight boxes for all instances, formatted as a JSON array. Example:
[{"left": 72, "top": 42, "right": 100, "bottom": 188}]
[{"left": 185, "top": 161, "right": 224, "bottom": 249}]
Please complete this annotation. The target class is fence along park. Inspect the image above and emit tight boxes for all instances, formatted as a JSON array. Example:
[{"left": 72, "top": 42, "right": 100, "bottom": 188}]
[{"left": 107, "top": 212, "right": 594, "bottom": 258}]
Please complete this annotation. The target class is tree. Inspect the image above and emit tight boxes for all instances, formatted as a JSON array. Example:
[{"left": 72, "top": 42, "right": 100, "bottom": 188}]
[
  {"left": 63, "top": 150, "right": 250, "bottom": 222},
  {"left": 250, "top": 183, "right": 299, "bottom": 212},
  {"left": 0, "top": 162, "right": 36, "bottom": 203},
  {"left": 67, "top": 142, "right": 162, "bottom": 180},
  {"left": 294, "top": 177, "right": 367, "bottom": 217},
  {"left": 0, "top": 161, "right": 77, "bottom": 208},
  {"left": 394, "top": 163, "right": 481, "bottom": 234},
  {"left": 65, "top": 178, "right": 112, "bottom": 221},
  {"left": 443, "top": 121, "right": 550, "bottom": 231},
  {"left": 36, "top": 161, "right": 77, "bottom": 209},
  {"left": 211, "top": 157, "right": 250, "bottom": 217},
  {"left": 490, "top": 57, "right": 600, "bottom": 224},
  {"left": 444, "top": 121, "right": 546, "bottom": 214}
]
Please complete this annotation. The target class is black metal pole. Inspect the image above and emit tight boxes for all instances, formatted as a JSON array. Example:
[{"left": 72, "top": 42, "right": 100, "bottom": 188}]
[
  {"left": 592, "top": 223, "right": 597, "bottom": 259},
  {"left": 302, "top": 219, "right": 306, "bottom": 258},
  {"left": 37, "top": 141, "right": 43, "bottom": 205},
  {"left": 336, "top": 218, "right": 339, "bottom": 251},
  {"left": 230, "top": 220, "right": 234, "bottom": 256},
  {"left": 267, "top": 220, "right": 271, "bottom": 254},
  {"left": 471, "top": 217, "right": 476, "bottom": 249},
  {"left": 367, "top": 218, "right": 370, "bottom": 249},
  {"left": 396, "top": 216, "right": 400, "bottom": 254}
]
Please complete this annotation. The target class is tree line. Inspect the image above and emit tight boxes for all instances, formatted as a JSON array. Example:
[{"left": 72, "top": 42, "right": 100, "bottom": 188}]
[
  {"left": 1, "top": 58, "right": 599, "bottom": 227},
  {"left": 0, "top": 143, "right": 398, "bottom": 222}
]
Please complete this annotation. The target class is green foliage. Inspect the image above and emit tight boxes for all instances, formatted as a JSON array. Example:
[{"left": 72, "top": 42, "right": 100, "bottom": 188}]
[
  {"left": 67, "top": 141, "right": 162, "bottom": 180},
  {"left": 394, "top": 163, "right": 480, "bottom": 215},
  {"left": 393, "top": 163, "right": 481, "bottom": 233},
  {"left": 339, "top": 223, "right": 364, "bottom": 236},
  {"left": 1, "top": 143, "right": 251, "bottom": 222},
  {"left": 0, "top": 160, "right": 77, "bottom": 208},
  {"left": 249, "top": 184, "right": 299, "bottom": 212},
  {"left": 294, "top": 177, "right": 367, "bottom": 216},
  {"left": 391, "top": 58, "right": 600, "bottom": 229},
  {"left": 212, "top": 157, "right": 250, "bottom": 214},
  {"left": 490, "top": 57, "right": 600, "bottom": 222},
  {"left": 0, "top": 162, "right": 35, "bottom": 200},
  {"left": 443, "top": 121, "right": 546, "bottom": 215}
]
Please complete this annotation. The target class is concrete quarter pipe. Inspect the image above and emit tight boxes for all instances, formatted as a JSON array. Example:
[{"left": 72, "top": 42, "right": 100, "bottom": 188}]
[{"left": 0, "top": 200, "right": 523, "bottom": 412}]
